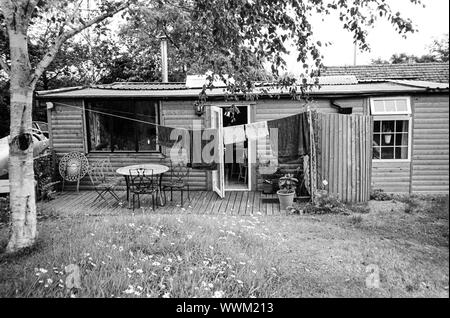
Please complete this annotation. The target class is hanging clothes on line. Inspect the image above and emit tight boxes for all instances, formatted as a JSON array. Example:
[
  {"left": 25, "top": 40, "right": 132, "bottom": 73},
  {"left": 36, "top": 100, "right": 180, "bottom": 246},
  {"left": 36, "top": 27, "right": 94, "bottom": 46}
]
[
  {"left": 187, "top": 128, "right": 219, "bottom": 170},
  {"left": 245, "top": 121, "right": 269, "bottom": 140},
  {"left": 223, "top": 125, "right": 246, "bottom": 145},
  {"left": 267, "top": 112, "right": 310, "bottom": 164}
]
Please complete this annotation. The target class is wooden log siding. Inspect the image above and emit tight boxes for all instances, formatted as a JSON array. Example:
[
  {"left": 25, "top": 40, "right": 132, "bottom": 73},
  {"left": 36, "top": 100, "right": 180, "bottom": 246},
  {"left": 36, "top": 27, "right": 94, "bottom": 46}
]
[
  {"left": 47, "top": 99, "right": 208, "bottom": 191},
  {"left": 49, "top": 99, "right": 85, "bottom": 154},
  {"left": 411, "top": 94, "right": 449, "bottom": 193},
  {"left": 314, "top": 112, "right": 372, "bottom": 202},
  {"left": 160, "top": 100, "right": 208, "bottom": 190}
]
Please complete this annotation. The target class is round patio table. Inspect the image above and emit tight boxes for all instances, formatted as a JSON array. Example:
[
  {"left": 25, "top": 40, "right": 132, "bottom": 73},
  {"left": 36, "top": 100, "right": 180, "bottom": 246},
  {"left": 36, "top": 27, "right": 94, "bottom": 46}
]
[{"left": 116, "top": 164, "right": 170, "bottom": 209}]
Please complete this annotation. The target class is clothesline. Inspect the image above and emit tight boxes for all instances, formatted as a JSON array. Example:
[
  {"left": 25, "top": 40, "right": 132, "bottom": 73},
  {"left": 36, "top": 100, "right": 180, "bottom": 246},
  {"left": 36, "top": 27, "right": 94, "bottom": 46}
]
[{"left": 50, "top": 101, "right": 310, "bottom": 131}]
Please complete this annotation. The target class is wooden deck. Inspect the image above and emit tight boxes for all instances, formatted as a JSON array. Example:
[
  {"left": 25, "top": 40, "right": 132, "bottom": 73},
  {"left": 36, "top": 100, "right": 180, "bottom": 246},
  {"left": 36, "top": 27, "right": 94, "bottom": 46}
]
[{"left": 39, "top": 190, "right": 297, "bottom": 216}]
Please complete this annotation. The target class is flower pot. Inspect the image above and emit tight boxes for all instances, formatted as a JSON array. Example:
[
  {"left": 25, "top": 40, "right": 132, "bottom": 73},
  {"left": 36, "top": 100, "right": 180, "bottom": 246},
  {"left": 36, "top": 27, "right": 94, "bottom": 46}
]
[{"left": 277, "top": 190, "right": 295, "bottom": 211}]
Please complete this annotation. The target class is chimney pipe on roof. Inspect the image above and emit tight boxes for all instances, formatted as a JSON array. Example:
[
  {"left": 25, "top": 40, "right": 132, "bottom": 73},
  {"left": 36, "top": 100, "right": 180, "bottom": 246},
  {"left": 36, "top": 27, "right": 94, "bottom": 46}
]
[{"left": 159, "top": 35, "right": 169, "bottom": 83}]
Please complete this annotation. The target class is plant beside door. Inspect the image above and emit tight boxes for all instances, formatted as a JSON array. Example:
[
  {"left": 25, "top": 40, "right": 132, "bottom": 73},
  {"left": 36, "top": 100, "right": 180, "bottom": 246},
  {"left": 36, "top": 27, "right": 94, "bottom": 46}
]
[{"left": 277, "top": 174, "right": 298, "bottom": 211}]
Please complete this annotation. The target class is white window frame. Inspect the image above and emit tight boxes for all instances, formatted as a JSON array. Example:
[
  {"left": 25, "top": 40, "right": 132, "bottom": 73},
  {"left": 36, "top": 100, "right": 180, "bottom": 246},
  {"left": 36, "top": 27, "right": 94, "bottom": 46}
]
[
  {"left": 370, "top": 96, "right": 412, "bottom": 115},
  {"left": 370, "top": 97, "right": 412, "bottom": 162}
]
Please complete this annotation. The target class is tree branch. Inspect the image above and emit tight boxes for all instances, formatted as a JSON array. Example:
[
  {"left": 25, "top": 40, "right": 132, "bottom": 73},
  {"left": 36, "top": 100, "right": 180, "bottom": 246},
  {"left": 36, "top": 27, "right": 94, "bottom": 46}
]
[{"left": 29, "top": 1, "right": 130, "bottom": 88}]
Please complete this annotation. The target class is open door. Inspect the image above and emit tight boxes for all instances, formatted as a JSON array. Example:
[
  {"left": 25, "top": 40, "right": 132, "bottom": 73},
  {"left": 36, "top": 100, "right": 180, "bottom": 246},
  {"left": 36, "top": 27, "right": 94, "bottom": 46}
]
[{"left": 211, "top": 106, "right": 225, "bottom": 198}]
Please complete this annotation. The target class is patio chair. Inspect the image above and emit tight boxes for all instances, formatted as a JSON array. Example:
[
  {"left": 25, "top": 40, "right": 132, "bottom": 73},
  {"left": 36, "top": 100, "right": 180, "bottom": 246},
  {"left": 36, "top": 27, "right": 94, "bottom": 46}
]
[
  {"left": 162, "top": 161, "right": 190, "bottom": 206},
  {"left": 58, "top": 152, "right": 89, "bottom": 192},
  {"left": 87, "top": 159, "right": 121, "bottom": 206},
  {"left": 129, "top": 168, "right": 158, "bottom": 211}
]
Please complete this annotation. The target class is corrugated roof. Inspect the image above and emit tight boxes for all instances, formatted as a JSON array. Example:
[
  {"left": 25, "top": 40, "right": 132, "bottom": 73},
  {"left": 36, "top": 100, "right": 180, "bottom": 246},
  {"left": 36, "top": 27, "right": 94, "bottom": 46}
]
[
  {"left": 322, "top": 63, "right": 449, "bottom": 83},
  {"left": 36, "top": 81, "right": 445, "bottom": 99}
]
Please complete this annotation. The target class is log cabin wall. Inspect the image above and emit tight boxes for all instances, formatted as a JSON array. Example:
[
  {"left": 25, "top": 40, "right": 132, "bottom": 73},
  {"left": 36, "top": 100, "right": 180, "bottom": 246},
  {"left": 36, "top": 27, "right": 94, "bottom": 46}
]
[
  {"left": 43, "top": 92, "right": 449, "bottom": 195},
  {"left": 411, "top": 94, "right": 449, "bottom": 194}
]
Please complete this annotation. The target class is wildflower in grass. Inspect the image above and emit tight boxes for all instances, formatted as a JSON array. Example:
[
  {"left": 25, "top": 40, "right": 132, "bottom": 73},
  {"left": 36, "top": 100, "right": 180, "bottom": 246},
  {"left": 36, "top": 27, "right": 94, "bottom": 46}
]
[
  {"left": 168, "top": 258, "right": 173, "bottom": 263},
  {"left": 152, "top": 261, "right": 161, "bottom": 266},
  {"left": 236, "top": 280, "right": 244, "bottom": 285},
  {"left": 136, "top": 269, "right": 143, "bottom": 274},
  {"left": 252, "top": 270, "right": 257, "bottom": 274},
  {"left": 177, "top": 256, "right": 182, "bottom": 262},
  {"left": 47, "top": 278, "right": 53, "bottom": 284},
  {"left": 164, "top": 266, "right": 171, "bottom": 272},
  {"left": 162, "top": 292, "right": 170, "bottom": 298},
  {"left": 123, "top": 285, "right": 135, "bottom": 294},
  {"left": 187, "top": 235, "right": 193, "bottom": 240},
  {"left": 212, "top": 291, "right": 225, "bottom": 298},
  {"left": 208, "top": 283, "right": 214, "bottom": 289}
]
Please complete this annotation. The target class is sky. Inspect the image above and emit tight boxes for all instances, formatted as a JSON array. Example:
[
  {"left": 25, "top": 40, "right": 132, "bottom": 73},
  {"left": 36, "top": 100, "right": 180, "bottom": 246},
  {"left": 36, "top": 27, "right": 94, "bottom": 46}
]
[{"left": 284, "top": 0, "right": 449, "bottom": 70}]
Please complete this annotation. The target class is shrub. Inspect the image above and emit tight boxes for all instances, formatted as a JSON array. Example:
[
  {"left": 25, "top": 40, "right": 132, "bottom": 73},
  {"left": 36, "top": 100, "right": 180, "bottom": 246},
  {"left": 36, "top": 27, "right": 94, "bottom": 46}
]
[
  {"left": 370, "top": 189, "right": 393, "bottom": 201},
  {"left": 304, "top": 191, "right": 349, "bottom": 215}
]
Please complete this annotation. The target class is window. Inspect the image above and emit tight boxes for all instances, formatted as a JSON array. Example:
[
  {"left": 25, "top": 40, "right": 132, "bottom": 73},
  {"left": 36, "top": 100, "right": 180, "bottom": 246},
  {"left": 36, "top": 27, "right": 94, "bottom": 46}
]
[
  {"left": 85, "top": 100, "right": 159, "bottom": 152},
  {"left": 370, "top": 97, "right": 411, "bottom": 161}
]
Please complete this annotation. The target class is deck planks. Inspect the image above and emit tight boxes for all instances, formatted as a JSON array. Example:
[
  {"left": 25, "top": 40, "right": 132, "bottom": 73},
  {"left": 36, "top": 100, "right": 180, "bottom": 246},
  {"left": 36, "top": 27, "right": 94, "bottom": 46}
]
[{"left": 40, "top": 190, "right": 284, "bottom": 216}]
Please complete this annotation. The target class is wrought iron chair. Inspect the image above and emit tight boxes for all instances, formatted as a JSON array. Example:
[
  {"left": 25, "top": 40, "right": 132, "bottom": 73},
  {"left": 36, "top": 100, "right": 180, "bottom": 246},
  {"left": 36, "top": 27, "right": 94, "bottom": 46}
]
[
  {"left": 129, "top": 168, "right": 158, "bottom": 211},
  {"left": 87, "top": 159, "right": 121, "bottom": 206},
  {"left": 162, "top": 161, "right": 190, "bottom": 206},
  {"left": 58, "top": 152, "right": 89, "bottom": 192}
]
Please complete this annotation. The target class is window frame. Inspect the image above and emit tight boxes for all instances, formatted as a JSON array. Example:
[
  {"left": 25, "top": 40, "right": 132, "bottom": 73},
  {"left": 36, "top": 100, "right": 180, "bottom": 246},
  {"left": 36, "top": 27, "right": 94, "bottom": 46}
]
[
  {"left": 84, "top": 99, "right": 161, "bottom": 154},
  {"left": 370, "top": 97, "right": 412, "bottom": 163},
  {"left": 370, "top": 96, "right": 412, "bottom": 116}
]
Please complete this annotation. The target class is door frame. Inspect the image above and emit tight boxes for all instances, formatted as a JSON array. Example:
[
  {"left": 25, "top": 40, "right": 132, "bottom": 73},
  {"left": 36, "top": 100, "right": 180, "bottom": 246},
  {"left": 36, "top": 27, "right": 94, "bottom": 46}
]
[
  {"left": 216, "top": 104, "right": 252, "bottom": 192},
  {"left": 210, "top": 106, "right": 225, "bottom": 198}
]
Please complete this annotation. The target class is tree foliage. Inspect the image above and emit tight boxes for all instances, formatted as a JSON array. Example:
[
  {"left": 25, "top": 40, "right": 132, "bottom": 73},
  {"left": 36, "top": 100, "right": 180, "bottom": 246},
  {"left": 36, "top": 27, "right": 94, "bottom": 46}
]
[{"left": 372, "top": 33, "right": 449, "bottom": 64}]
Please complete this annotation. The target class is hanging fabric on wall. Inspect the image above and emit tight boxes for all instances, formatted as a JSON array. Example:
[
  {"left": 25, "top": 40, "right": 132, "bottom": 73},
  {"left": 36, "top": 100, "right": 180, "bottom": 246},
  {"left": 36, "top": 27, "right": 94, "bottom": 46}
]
[
  {"left": 245, "top": 121, "right": 269, "bottom": 140},
  {"left": 267, "top": 112, "right": 310, "bottom": 164},
  {"left": 157, "top": 126, "right": 178, "bottom": 148},
  {"left": 223, "top": 125, "right": 246, "bottom": 145},
  {"left": 186, "top": 128, "right": 219, "bottom": 170}
]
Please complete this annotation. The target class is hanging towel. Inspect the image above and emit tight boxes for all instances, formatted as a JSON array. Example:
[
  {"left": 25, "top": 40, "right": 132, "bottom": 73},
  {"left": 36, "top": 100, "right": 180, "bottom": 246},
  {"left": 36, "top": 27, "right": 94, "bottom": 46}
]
[
  {"left": 267, "top": 112, "right": 310, "bottom": 164},
  {"left": 245, "top": 121, "right": 269, "bottom": 140},
  {"left": 186, "top": 128, "right": 219, "bottom": 170},
  {"left": 223, "top": 125, "right": 246, "bottom": 145}
]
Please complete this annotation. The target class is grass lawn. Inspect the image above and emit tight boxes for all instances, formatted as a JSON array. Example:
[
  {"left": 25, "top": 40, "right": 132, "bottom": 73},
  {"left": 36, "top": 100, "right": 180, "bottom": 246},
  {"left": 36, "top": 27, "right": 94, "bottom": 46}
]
[{"left": 0, "top": 195, "right": 448, "bottom": 298}]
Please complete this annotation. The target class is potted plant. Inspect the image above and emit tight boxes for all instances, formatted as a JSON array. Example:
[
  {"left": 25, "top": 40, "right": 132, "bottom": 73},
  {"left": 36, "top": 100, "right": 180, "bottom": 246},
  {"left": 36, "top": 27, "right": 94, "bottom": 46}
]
[{"left": 277, "top": 174, "right": 298, "bottom": 211}]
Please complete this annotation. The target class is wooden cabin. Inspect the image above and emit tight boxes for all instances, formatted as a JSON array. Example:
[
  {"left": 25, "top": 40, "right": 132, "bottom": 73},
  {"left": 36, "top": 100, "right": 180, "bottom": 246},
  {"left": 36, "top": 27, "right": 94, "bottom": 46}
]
[{"left": 35, "top": 67, "right": 449, "bottom": 198}]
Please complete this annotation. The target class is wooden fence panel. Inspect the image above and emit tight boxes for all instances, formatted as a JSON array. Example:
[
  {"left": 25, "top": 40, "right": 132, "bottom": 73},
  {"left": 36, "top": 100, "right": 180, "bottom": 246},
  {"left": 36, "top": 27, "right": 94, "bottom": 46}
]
[{"left": 313, "top": 111, "right": 372, "bottom": 203}]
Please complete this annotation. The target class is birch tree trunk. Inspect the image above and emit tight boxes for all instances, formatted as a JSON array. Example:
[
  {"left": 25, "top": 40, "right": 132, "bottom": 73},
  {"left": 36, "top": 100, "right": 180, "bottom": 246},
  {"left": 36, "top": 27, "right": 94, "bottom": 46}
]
[
  {"left": 6, "top": 29, "right": 37, "bottom": 253},
  {"left": 0, "top": 0, "right": 128, "bottom": 253}
]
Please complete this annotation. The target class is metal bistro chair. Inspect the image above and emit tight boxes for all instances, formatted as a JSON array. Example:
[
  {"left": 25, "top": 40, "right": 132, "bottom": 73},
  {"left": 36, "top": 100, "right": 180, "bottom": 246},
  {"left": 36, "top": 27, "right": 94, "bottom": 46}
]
[
  {"left": 162, "top": 161, "right": 190, "bottom": 206},
  {"left": 87, "top": 159, "right": 121, "bottom": 206},
  {"left": 58, "top": 152, "right": 89, "bottom": 192},
  {"left": 129, "top": 168, "right": 158, "bottom": 211}
]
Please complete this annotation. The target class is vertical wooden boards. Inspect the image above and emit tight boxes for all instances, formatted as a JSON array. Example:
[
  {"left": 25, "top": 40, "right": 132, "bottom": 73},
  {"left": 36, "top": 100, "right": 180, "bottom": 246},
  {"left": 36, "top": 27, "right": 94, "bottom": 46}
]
[{"left": 316, "top": 112, "right": 371, "bottom": 203}]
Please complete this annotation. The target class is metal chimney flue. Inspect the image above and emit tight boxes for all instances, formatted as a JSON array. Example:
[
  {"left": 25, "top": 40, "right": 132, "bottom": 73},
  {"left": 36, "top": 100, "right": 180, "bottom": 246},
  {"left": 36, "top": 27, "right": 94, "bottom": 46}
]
[{"left": 159, "top": 35, "right": 168, "bottom": 83}]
